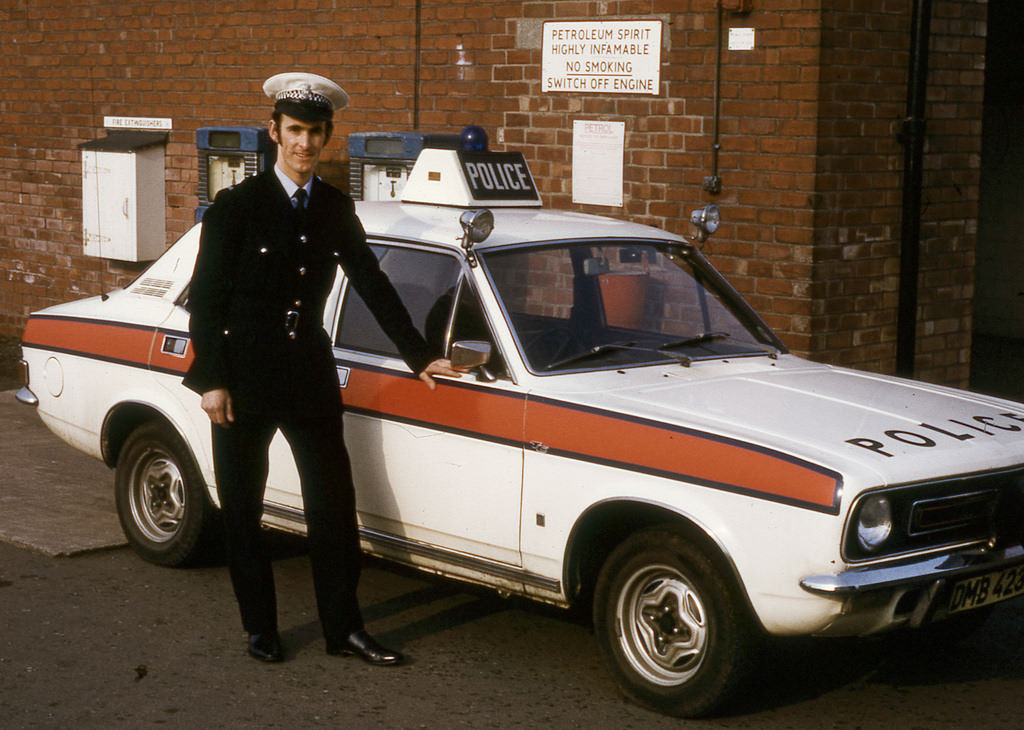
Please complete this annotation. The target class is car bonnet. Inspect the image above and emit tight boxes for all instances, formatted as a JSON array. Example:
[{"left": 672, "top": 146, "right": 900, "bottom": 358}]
[{"left": 559, "top": 356, "right": 1024, "bottom": 494}]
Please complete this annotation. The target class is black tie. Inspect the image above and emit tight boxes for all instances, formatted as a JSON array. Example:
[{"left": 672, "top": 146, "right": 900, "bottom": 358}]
[{"left": 293, "top": 188, "right": 308, "bottom": 221}]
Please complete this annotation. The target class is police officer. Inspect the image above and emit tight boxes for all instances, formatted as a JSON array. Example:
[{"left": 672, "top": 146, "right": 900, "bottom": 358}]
[{"left": 184, "top": 72, "right": 462, "bottom": 665}]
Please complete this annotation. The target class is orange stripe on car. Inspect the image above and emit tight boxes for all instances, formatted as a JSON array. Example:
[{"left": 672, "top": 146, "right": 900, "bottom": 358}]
[
  {"left": 342, "top": 364, "right": 525, "bottom": 444},
  {"left": 342, "top": 362, "right": 842, "bottom": 514},
  {"left": 526, "top": 398, "right": 840, "bottom": 512},
  {"left": 23, "top": 315, "right": 156, "bottom": 368}
]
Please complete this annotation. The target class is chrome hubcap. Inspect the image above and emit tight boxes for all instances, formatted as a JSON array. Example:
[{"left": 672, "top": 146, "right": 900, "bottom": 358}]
[
  {"left": 130, "top": 451, "right": 184, "bottom": 543},
  {"left": 616, "top": 564, "right": 709, "bottom": 686}
]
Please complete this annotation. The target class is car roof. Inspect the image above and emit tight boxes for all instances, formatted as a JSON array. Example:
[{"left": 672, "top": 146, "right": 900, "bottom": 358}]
[{"left": 354, "top": 200, "right": 685, "bottom": 252}]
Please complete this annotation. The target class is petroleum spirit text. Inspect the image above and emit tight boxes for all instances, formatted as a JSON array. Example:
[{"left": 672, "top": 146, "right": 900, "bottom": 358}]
[{"left": 548, "top": 25, "right": 655, "bottom": 45}]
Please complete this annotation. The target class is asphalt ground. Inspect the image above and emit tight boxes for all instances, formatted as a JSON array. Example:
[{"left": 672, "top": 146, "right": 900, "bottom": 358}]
[{"left": 0, "top": 388, "right": 125, "bottom": 556}]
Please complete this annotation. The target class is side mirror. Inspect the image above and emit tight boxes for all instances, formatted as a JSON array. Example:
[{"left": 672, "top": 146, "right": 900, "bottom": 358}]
[{"left": 451, "top": 340, "right": 492, "bottom": 370}]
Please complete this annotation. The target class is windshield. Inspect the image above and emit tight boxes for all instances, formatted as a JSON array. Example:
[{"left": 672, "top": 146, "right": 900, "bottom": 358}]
[{"left": 481, "top": 240, "right": 783, "bottom": 373}]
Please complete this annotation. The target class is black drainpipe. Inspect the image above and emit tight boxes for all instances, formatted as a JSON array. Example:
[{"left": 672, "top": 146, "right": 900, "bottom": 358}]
[
  {"left": 413, "top": 0, "right": 422, "bottom": 128},
  {"left": 702, "top": 1, "right": 724, "bottom": 195},
  {"left": 896, "top": 0, "right": 932, "bottom": 377}
]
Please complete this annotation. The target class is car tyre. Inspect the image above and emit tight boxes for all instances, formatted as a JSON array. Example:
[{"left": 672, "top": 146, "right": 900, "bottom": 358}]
[
  {"left": 115, "top": 421, "right": 217, "bottom": 566},
  {"left": 593, "top": 527, "right": 755, "bottom": 718}
]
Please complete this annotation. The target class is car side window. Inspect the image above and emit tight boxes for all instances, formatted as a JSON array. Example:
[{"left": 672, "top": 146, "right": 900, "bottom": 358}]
[
  {"left": 423, "top": 279, "right": 509, "bottom": 379},
  {"left": 335, "top": 245, "right": 460, "bottom": 357},
  {"left": 335, "top": 244, "right": 508, "bottom": 378}
]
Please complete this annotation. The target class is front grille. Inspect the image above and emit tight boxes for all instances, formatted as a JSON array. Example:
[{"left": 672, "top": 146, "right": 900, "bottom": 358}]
[
  {"left": 845, "top": 466, "right": 1024, "bottom": 562},
  {"left": 908, "top": 489, "right": 998, "bottom": 537}
]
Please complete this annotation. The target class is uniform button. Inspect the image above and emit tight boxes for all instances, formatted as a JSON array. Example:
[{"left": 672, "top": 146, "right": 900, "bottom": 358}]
[
  {"left": 223, "top": 329, "right": 231, "bottom": 336},
  {"left": 298, "top": 267, "right": 307, "bottom": 276},
  {"left": 259, "top": 247, "right": 269, "bottom": 254},
  {"left": 299, "top": 234, "right": 308, "bottom": 244},
  {"left": 293, "top": 299, "right": 302, "bottom": 307}
]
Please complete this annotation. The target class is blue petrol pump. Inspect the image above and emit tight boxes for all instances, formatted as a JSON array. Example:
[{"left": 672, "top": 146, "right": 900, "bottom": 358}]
[
  {"left": 195, "top": 127, "right": 275, "bottom": 221},
  {"left": 347, "top": 131, "right": 460, "bottom": 201}
]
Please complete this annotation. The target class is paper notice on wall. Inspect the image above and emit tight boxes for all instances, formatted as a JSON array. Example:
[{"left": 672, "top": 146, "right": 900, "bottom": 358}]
[{"left": 572, "top": 120, "right": 625, "bottom": 208}]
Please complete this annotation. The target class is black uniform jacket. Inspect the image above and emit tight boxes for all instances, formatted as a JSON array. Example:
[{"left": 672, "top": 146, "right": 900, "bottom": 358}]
[{"left": 183, "top": 171, "right": 433, "bottom": 417}]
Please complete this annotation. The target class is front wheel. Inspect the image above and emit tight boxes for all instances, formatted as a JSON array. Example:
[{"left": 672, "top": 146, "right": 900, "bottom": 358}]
[
  {"left": 593, "top": 527, "right": 756, "bottom": 717},
  {"left": 115, "top": 421, "right": 218, "bottom": 566}
]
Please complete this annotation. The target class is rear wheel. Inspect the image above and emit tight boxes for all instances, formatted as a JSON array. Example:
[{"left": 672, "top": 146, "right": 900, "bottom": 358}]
[
  {"left": 593, "top": 527, "right": 756, "bottom": 718},
  {"left": 115, "top": 421, "right": 217, "bottom": 566}
]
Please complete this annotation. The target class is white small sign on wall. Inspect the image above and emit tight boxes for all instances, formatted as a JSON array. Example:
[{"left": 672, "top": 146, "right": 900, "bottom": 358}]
[
  {"left": 543, "top": 20, "right": 662, "bottom": 95},
  {"left": 103, "top": 116, "right": 173, "bottom": 131},
  {"left": 728, "top": 28, "right": 756, "bottom": 51},
  {"left": 572, "top": 120, "right": 626, "bottom": 208}
]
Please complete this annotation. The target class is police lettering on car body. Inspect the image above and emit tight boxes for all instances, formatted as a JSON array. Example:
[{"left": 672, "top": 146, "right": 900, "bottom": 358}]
[{"left": 847, "top": 410, "right": 1024, "bottom": 457}]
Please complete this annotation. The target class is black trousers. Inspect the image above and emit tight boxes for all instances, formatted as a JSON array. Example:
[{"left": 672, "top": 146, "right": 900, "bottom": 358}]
[{"left": 212, "top": 411, "right": 364, "bottom": 648}]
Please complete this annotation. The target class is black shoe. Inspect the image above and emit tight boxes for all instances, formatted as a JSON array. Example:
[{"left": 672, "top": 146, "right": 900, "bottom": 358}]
[
  {"left": 247, "top": 631, "right": 283, "bottom": 662},
  {"left": 327, "top": 629, "right": 404, "bottom": 666}
]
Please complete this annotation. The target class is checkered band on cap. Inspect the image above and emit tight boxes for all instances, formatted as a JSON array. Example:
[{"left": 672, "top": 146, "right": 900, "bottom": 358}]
[{"left": 275, "top": 87, "right": 332, "bottom": 110}]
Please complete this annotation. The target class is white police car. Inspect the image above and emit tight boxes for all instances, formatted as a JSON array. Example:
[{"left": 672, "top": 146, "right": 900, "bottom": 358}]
[{"left": 18, "top": 143, "right": 1024, "bottom": 717}]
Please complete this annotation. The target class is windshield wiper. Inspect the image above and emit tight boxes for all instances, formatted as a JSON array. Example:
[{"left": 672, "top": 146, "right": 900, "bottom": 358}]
[
  {"left": 658, "top": 331, "right": 781, "bottom": 367},
  {"left": 658, "top": 331, "right": 731, "bottom": 351},
  {"left": 544, "top": 341, "right": 641, "bottom": 371}
]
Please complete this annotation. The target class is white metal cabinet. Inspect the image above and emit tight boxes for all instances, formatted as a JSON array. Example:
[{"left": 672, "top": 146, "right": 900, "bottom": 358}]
[{"left": 80, "top": 132, "right": 166, "bottom": 262}]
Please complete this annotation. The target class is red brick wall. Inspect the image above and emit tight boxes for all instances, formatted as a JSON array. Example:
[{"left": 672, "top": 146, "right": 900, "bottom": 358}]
[
  {"left": 0, "top": 0, "right": 987, "bottom": 385},
  {"left": 811, "top": 1, "right": 985, "bottom": 384}
]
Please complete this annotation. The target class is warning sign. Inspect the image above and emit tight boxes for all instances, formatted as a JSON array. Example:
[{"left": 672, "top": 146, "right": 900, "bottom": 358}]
[{"left": 542, "top": 20, "right": 662, "bottom": 95}]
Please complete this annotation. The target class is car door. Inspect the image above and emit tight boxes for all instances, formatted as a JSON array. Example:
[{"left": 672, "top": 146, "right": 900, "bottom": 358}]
[{"left": 331, "top": 242, "right": 525, "bottom": 567}]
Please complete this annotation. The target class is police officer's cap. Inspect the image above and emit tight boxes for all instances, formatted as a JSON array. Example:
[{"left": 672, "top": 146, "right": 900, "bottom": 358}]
[{"left": 263, "top": 72, "right": 349, "bottom": 122}]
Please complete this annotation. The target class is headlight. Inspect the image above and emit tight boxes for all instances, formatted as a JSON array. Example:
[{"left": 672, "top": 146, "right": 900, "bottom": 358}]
[{"left": 856, "top": 495, "right": 893, "bottom": 552}]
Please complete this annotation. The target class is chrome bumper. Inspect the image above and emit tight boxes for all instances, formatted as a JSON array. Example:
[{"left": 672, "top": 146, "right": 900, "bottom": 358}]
[
  {"left": 15, "top": 386, "right": 38, "bottom": 407},
  {"left": 801, "top": 544, "right": 1024, "bottom": 596}
]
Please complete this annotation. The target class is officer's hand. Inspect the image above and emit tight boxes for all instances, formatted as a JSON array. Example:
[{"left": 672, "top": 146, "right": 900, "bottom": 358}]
[
  {"left": 201, "top": 388, "right": 235, "bottom": 426},
  {"left": 418, "top": 358, "right": 467, "bottom": 391}
]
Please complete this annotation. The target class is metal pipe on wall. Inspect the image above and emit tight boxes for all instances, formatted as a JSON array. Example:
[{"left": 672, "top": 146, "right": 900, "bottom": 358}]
[
  {"left": 896, "top": 0, "right": 933, "bottom": 377},
  {"left": 413, "top": 0, "right": 422, "bottom": 128},
  {"left": 703, "top": 1, "right": 724, "bottom": 195}
]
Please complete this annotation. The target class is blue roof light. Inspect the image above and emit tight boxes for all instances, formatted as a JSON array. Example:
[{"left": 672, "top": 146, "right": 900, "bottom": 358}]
[{"left": 459, "top": 125, "right": 489, "bottom": 152}]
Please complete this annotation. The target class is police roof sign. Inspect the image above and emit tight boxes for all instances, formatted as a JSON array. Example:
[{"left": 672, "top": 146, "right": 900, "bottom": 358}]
[
  {"left": 542, "top": 20, "right": 662, "bottom": 95},
  {"left": 458, "top": 150, "right": 539, "bottom": 202}
]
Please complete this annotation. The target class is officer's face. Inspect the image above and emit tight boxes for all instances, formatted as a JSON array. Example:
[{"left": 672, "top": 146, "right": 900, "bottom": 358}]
[{"left": 269, "top": 114, "right": 330, "bottom": 186}]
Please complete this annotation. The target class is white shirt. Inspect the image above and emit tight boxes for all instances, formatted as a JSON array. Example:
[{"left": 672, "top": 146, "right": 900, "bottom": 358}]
[{"left": 274, "top": 164, "right": 313, "bottom": 206}]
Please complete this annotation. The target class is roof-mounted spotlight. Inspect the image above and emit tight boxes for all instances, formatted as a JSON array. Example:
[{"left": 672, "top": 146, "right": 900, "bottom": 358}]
[
  {"left": 459, "top": 208, "right": 494, "bottom": 267},
  {"left": 688, "top": 204, "right": 721, "bottom": 244}
]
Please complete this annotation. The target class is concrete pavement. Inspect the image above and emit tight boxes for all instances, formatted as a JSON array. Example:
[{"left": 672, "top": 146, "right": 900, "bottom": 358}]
[{"left": 0, "top": 389, "right": 126, "bottom": 556}]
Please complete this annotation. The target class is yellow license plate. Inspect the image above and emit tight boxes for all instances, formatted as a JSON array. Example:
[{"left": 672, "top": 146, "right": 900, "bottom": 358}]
[{"left": 949, "top": 564, "right": 1024, "bottom": 613}]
